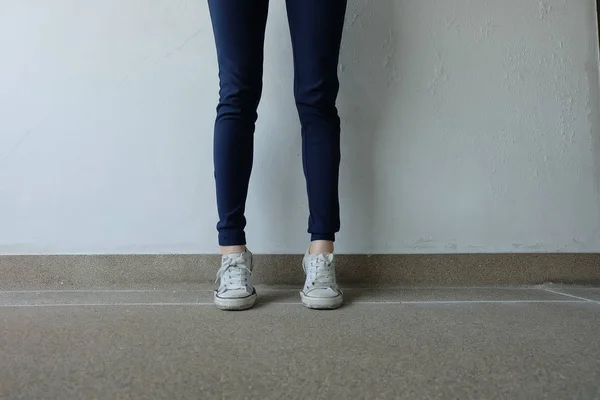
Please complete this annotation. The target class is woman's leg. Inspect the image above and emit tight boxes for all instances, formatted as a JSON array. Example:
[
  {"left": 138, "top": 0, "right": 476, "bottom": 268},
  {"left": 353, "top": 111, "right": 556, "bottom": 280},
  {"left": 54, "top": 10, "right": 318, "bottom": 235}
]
[
  {"left": 285, "top": 0, "right": 347, "bottom": 254},
  {"left": 208, "top": 0, "right": 270, "bottom": 253}
]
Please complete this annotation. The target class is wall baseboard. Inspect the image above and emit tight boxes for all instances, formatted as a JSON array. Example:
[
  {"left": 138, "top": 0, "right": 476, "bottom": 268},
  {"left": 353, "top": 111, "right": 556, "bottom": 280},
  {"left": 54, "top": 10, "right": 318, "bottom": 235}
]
[{"left": 1, "top": 253, "right": 599, "bottom": 289}]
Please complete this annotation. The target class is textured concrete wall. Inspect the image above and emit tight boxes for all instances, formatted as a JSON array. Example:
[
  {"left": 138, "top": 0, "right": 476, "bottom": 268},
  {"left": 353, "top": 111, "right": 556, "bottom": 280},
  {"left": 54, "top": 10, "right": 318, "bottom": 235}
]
[{"left": 1, "top": 0, "right": 599, "bottom": 254}]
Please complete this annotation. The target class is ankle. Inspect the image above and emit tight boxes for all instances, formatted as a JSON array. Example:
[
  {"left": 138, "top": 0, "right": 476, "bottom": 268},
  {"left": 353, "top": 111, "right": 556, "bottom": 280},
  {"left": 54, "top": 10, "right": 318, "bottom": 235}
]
[
  {"left": 220, "top": 245, "right": 246, "bottom": 255},
  {"left": 309, "top": 241, "right": 334, "bottom": 255}
]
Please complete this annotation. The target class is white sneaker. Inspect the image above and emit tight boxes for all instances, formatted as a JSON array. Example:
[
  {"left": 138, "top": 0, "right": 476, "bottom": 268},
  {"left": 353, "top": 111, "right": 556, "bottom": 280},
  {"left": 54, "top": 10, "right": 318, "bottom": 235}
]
[
  {"left": 300, "top": 250, "right": 343, "bottom": 310},
  {"left": 214, "top": 249, "right": 257, "bottom": 311}
]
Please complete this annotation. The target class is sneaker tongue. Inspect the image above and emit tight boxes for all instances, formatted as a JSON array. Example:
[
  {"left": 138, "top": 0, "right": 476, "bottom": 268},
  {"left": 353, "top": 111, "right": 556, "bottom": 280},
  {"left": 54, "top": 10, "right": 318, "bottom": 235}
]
[
  {"left": 223, "top": 252, "right": 246, "bottom": 266},
  {"left": 226, "top": 252, "right": 244, "bottom": 259},
  {"left": 315, "top": 253, "right": 333, "bottom": 263}
]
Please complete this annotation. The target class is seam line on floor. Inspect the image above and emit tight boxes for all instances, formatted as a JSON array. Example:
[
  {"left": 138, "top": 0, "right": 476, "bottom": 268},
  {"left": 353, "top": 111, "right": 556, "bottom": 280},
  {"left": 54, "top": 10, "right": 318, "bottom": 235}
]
[
  {"left": 0, "top": 300, "right": 587, "bottom": 308},
  {"left": 543, "top": 288, "right": 600, "bottom": 304},
  {"left": 0, "top": 287, "right": 561, "bottom": 294}
]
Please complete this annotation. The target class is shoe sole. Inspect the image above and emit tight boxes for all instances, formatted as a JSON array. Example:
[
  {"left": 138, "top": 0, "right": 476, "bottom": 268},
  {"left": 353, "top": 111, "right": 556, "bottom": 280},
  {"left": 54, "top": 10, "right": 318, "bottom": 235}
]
[
  {"left": 300, "top": 291, "right": 343, "bottom": 310},
  {"left": 214, "top": 292, "right": 257, "bottom": 311}
]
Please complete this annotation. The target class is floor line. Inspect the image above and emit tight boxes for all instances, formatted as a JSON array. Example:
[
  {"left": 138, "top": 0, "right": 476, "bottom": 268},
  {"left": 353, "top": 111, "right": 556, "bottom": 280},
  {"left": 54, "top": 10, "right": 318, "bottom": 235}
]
[
  {"left": 544, "top": 288, "right": 600, "bottom": 304},
  {"left": 0, "top": 287, "right": 558, "bottom": 294},
  {"left": 0, "top": 303, "right": 216, "bottom": 308},
  {"left": 352, "top": 300, "right": 584, "bottom": 305},
  {"left": 0, "top": 290, "right": 181, "bottom": 294},
  {"left": 0, "top": 300, "right": 587, "bottom": 308}
]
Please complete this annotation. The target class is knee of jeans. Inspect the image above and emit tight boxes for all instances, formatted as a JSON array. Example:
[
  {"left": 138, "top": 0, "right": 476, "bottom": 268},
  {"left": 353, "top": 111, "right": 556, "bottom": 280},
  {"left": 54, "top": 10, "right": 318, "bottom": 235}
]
[
  {"left": 218, "top": 83, "right": 262, "bottom": 118},
  {"left": 295, "top": 80, "right": 339, "bottom": 109},
  {"left": 295, "top": 95, "right": 339, "bottom": 123}
]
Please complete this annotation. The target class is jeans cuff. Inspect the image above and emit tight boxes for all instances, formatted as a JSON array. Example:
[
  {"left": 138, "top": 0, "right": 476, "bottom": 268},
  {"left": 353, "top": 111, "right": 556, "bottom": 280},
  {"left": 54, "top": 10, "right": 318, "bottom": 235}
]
[
  {"left": 218, "top": 231, "right": 247, "bottom": 247},
  {"left": 310, "top": 233, "right": 336, "bottom": 242}
]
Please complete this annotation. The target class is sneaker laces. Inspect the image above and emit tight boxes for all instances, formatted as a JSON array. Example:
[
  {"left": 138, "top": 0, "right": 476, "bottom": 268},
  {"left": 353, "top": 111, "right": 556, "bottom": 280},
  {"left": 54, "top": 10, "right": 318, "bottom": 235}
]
[
  {"left": 216, "top": 254, "right": 251, "bottom": 291},
  {"left": 306, "top": 255, "right": 336, "bottom": 289}
]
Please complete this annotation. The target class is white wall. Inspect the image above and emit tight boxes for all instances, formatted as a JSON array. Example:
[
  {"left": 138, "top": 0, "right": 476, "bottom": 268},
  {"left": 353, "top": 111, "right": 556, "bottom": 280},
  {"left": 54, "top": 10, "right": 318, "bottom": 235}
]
[{"left": 1, "top": 0, "right": 599, "bottom": 255}]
